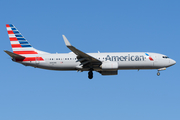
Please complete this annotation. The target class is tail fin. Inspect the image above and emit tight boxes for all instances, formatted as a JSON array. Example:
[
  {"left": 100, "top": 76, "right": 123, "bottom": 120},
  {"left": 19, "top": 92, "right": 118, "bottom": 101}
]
[{"left": 6, "top": 24, "right": 48, "bottom": 55}]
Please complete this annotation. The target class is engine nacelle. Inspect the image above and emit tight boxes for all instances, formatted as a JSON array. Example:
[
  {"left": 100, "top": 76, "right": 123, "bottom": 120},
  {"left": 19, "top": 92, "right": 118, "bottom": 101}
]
[
  {"left": 100, "top": 70, "right": 118, "bottom": 75},
  {"left": 101, "top": 62, "right": 118, "bottom": 70}
]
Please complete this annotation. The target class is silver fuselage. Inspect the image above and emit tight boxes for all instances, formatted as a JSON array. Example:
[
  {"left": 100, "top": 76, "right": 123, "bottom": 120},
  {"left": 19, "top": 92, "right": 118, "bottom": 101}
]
[{"left": 19, "top": 52, "right": 176, "bottom": 71}]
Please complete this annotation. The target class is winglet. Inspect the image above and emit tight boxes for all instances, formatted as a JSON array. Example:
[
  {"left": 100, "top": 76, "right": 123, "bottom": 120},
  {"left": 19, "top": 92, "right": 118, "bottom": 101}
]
[{"left": 62, "top": 35, "right": 71, "bottom": 46}]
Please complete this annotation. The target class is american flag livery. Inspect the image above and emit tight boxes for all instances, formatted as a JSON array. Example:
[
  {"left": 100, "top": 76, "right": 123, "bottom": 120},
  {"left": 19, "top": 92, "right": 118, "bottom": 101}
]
[{"left": 6, "top": 24, "right": 45, "bottom": 61}]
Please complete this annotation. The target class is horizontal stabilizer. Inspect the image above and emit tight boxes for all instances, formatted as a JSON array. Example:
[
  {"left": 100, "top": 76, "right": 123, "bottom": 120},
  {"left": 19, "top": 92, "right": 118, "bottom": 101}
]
[{"left": 4, "top": 50, "right": 25, "bottom": 59}]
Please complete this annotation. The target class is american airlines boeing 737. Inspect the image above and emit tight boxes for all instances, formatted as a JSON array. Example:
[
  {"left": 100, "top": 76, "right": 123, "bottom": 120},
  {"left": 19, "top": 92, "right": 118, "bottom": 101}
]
[{"left": 4, "top": 24, "right": 176, "bottom": 79}]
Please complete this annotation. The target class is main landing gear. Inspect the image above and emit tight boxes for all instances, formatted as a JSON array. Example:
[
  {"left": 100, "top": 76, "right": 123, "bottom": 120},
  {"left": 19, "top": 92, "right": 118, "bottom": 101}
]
[{"left": 88, "top": 69, "right": 93, "bottom": 79}]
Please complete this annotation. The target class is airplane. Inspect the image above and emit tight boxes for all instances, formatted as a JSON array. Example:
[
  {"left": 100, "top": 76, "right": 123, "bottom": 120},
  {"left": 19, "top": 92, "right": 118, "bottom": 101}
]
[{"left": 4, "top": 24, "right": 176, "bottom": 79}]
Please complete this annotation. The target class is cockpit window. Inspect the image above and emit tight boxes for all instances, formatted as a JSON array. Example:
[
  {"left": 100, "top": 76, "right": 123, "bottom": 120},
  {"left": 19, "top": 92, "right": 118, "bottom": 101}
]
[{"left": 162, "top": 56, "right": 169, "bottom": 59}]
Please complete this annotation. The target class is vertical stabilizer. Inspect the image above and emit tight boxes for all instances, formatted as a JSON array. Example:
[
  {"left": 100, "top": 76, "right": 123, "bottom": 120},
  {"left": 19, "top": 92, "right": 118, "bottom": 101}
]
[{"left": 6, "top": 24, "right": 48, "bottom": 56}]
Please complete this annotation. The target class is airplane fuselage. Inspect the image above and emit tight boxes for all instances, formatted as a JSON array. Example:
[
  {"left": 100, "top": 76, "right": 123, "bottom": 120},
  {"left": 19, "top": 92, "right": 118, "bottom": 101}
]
[{"left": 19, "top": 52, "right": 175, "bottom": 71}]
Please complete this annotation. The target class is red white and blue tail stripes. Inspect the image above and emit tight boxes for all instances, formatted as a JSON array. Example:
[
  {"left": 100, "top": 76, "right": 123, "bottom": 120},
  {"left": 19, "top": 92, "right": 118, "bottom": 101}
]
[
  {"left": 6, "top": 24, "right": 45, "bottom": 62},
  {"left": 6, "top": 24, "right": 38, "bottom": 55}
]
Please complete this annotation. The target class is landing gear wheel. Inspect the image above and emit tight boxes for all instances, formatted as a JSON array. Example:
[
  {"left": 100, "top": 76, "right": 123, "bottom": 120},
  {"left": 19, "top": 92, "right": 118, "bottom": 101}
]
[
  {"left": 88, "top": 71, "right": 93, "bottom": 79},
  {"left": 157, "top": 72, "right": 160, "bottom": 76}
]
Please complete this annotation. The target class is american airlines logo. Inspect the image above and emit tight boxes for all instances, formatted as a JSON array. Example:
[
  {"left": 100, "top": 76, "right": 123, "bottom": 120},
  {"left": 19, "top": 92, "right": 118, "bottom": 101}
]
[
  {"left": 105, "top": 54, "right": 145, "bottom": 61},
  {"left": 145, "top": 53, "right": 154, "bottom": 61}
]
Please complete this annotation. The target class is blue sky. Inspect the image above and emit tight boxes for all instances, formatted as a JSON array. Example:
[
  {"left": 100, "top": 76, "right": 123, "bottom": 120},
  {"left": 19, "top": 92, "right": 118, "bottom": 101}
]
[{"left": 0, "top": 0, "right": 179, "bottom": 120}]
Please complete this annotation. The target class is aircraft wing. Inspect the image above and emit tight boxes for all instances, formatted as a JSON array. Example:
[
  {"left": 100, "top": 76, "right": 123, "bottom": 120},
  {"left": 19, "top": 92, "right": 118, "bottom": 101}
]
[{"left": 62, "top": 35, "right": 102, "bottom": 67}]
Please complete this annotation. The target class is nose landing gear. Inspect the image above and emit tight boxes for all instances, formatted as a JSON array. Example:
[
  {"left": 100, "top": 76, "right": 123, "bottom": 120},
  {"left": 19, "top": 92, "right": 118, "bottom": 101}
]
[
  {"left": 157, "top": 68, "right": 166, "bottom": 76},
  {"left": 157, "top": 71, "right": 160, "bottom": 76}
]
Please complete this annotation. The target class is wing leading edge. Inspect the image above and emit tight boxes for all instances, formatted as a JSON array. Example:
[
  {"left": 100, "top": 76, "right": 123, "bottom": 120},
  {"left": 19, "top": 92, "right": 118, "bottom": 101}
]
[{"left": 62, "top": 35, "right": 102, "bottom": 68}]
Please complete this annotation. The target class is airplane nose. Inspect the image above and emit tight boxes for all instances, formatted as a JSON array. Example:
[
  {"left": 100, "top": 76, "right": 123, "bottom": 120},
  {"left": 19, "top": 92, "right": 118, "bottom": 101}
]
[{"left": 171, "top": 59, "right": 176, "bottom": 66}]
